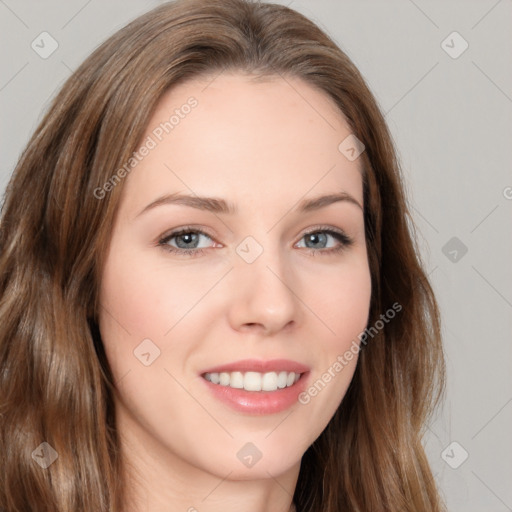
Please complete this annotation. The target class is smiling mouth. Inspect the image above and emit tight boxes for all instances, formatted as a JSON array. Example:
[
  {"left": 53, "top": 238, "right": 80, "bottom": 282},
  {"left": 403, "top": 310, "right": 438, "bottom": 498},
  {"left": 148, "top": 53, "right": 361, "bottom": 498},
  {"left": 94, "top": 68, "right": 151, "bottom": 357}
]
[{"left": 202, "top": 371, "right": 303, "bottom": 392}]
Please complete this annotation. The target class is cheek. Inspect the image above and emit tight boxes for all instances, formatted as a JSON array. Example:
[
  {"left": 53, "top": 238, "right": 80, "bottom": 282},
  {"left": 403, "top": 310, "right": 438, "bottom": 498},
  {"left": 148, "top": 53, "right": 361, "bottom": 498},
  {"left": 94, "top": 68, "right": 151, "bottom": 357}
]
[
  {"left": 307, "top": 257, "right": 372, "bottom": 348},
  {"left": 97, "top": 243, "right": 231, "bottom": 383},
  {"left": 99, "top": 249, "right": 213, "bottom": 341},
  {"left": 297, "top": 256, "right": 370, "bottom": 410},
  {"left": 294, "top": 263, "right": 370, "bottom": 435},
  {"left": 97, "top": 244, "right": 175, "bottom": 375}
]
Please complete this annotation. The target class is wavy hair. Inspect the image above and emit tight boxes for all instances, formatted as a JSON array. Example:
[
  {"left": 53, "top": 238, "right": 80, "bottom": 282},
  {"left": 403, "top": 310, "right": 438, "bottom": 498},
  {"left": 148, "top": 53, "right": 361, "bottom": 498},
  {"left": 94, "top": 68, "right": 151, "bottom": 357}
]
[{"left": 0, "top": 0, "right": 446, "bottom": 510}]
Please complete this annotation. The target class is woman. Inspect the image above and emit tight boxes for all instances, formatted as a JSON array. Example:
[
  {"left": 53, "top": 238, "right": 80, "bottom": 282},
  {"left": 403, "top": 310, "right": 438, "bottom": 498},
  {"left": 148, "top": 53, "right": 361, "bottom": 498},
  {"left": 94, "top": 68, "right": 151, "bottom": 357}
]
[{"left": 0, "top": 0, "right": 446, "bottom": 510}]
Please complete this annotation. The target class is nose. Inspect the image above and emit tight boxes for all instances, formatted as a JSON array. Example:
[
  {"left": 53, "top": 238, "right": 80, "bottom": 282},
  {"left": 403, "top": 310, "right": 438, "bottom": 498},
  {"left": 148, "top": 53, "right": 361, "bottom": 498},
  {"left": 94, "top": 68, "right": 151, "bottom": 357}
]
[{"left": 227, "top": 244, "right": 302, "bottom": 336}]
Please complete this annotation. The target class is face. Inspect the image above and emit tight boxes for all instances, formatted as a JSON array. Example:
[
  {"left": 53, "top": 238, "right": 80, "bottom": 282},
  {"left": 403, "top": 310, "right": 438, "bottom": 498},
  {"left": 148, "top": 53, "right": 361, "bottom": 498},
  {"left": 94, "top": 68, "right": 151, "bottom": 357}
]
[{"left": 98, "top": 73, "right": 371, "bottom": 484}]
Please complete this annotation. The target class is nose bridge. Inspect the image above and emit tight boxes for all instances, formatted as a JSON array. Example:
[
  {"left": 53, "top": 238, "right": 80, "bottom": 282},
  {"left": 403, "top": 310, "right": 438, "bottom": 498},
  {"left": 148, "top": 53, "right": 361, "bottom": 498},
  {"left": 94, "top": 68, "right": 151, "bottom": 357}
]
[
  {"left": 229, "top": 233, "right": 300, "bottom": 332},
  {"left": 235, "top": 233, "right": 288, "bottom": 286}
]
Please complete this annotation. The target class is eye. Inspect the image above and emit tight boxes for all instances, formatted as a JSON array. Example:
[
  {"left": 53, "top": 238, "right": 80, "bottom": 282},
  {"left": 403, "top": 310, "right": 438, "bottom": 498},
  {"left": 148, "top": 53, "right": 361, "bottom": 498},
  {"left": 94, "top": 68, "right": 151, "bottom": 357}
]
[
  {"left": 158, "top": 227, "right": 216, "bottom": 257},
  {"left": 295, "top": 227, "right": 353, "bottom": 255},
  {"left": 157, "top": 225, "right": 354, "bottom": 257}
]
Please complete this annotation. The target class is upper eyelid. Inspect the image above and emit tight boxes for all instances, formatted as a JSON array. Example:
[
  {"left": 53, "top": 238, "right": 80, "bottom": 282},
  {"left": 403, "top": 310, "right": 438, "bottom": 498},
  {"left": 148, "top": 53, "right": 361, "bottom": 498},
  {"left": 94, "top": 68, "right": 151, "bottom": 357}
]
[{"left": 159, "top": 227, "right": 216, "bottom": 243}]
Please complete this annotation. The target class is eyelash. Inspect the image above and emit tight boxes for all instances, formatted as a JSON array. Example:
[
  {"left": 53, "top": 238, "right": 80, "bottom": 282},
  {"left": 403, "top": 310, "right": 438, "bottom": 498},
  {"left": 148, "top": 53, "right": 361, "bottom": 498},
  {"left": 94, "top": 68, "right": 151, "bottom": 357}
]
[{"left": 157, "top": 225, "right": 354, "bottom": 258}]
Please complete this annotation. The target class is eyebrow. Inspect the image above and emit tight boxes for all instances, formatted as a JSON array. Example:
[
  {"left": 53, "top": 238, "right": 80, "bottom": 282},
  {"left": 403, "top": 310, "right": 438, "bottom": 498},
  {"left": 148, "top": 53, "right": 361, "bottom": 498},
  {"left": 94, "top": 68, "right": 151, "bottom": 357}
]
[{"left": 136, "top": 191, "right": 363, "bottom": 218}]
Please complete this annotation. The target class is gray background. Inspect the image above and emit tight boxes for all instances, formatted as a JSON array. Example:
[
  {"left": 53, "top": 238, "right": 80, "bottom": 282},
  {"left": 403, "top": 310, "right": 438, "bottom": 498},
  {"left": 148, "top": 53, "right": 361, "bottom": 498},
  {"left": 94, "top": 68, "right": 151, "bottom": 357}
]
[{"left": 1, "top": 0, "right": 511, "bottom": 510}]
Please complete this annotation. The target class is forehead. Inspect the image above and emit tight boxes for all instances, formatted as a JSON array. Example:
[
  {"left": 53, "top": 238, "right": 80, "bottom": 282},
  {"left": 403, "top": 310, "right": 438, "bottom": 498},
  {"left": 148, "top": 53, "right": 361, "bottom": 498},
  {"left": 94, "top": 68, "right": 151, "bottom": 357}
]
[{"left": 119, "top": 73, "right": 363, "bottom": 214}]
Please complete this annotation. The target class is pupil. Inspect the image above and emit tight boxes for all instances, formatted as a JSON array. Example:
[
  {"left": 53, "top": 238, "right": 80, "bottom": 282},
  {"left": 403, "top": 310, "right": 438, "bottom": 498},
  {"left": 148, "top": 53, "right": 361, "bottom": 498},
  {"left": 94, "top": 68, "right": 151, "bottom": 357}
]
[
  {"left": 177, "top": 233, "right": 198, "bottom": 248},
  {"left": 307, "top": 233, "right": 326, "bottom": 248}
]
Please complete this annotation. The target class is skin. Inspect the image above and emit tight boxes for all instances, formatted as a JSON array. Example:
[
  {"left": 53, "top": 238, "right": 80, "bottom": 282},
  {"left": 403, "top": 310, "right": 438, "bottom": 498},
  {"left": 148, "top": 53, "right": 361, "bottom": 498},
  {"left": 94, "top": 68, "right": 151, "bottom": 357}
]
[{"left": 98, "top": 72, "right": 372, "bottom": 512}]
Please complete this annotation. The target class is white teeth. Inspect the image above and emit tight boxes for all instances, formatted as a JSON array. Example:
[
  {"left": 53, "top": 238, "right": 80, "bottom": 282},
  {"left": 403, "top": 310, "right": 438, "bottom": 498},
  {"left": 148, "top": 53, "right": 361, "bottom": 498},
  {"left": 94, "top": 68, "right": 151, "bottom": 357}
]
[
  {"left": 277, "top": 371, "right": 288, "bottom": 389},
  {"left": 230, "top": 371, "right": 244, "bottom": 389},
  {"left": 244, "top": 372, "right": 261, "bottom": 391},
  {"left": 262, "top": 372, "right": 278, "bottom": 391},
  {"left": 203, "top": 371, "right": 302, "bottom": 391}
]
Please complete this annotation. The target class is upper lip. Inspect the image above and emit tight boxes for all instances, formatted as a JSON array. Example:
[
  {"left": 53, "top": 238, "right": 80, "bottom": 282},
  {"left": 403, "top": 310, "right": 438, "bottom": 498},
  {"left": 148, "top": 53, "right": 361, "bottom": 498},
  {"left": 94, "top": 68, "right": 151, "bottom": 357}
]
[{"left": 200, "top": 359, "right": 310, "bottom": 375}]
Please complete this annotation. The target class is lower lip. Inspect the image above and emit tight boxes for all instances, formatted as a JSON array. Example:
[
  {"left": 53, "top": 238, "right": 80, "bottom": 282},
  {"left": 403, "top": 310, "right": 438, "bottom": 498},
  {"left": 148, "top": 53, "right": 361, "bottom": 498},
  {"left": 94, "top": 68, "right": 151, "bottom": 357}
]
[{"left": 201, "top": 373, "right": 310, "bottom": 415}]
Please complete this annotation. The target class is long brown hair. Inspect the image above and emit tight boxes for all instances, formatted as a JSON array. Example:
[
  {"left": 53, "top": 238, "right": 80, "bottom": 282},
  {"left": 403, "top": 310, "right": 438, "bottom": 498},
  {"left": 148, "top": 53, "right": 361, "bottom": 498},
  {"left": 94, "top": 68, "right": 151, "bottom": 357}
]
[{"left": 0, "top": 1, "right": 446, "bottom": 510}]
